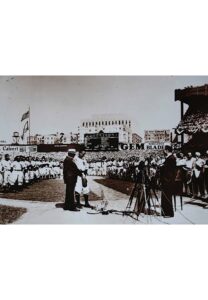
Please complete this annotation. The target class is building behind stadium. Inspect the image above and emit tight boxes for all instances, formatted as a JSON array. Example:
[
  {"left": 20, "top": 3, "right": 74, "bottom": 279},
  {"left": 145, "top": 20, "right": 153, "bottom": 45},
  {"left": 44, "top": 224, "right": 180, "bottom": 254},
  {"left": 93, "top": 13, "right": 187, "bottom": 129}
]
[
  {"left": 132, "top": 133, "right": 143, "bottom": 144},
  {"left": 27, "top": 132, "right": 79, "bottom": 145},
  {"left": 144, "top": 130, "right": 171, "bottom": 143},
  {"left": 143, "top": 129, "right": 171, "bottom": 150}
]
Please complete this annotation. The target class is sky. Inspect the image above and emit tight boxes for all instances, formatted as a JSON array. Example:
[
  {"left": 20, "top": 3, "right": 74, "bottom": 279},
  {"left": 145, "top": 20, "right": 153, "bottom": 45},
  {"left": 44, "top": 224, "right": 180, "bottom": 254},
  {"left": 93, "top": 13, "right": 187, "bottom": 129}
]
[{"left": 1, "top": 76, "right": 208, "bottom": 143}]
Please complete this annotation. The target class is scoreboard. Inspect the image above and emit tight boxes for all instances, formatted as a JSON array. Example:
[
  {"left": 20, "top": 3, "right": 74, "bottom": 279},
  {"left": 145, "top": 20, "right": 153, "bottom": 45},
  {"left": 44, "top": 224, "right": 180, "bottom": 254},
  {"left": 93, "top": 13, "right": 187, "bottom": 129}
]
[{"left": 84, "top": 132, "right": 119, "bottom": 151}]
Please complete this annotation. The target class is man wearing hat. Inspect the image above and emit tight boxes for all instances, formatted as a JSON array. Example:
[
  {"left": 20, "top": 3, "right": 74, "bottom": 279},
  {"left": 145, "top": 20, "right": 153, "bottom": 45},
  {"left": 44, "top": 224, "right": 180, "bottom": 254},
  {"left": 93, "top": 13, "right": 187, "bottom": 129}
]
[
  {"left": 63, "top": 149, "right": 83, "bottom": 211},
  {"left": 1, "top": 154, "right": 12, "bottom": 192}
]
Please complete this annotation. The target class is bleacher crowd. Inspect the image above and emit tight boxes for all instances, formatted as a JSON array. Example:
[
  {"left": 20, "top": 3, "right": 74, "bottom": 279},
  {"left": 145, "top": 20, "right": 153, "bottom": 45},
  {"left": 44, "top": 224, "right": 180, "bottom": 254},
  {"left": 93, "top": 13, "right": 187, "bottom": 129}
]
[{"left": 177, "top": 108, "right": 208, "bottom": 133}]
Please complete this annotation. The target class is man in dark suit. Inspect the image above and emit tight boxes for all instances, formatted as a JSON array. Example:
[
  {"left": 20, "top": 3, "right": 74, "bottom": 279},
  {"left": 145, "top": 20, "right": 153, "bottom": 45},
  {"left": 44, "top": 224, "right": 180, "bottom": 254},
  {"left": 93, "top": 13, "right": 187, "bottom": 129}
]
[
  {"left": 63, "top": 149, "right": 83, "bottom": 211},
  {"left": 160, "top": 145, "right": 176, "bottom": 218}
]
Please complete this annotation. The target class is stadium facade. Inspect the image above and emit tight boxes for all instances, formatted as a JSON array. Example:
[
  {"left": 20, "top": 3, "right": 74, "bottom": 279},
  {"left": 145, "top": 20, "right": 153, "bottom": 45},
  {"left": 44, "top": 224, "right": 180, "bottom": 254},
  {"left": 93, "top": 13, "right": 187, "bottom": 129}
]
[{"left": 78, "top": 114, "right": 133, "bottom": 144}]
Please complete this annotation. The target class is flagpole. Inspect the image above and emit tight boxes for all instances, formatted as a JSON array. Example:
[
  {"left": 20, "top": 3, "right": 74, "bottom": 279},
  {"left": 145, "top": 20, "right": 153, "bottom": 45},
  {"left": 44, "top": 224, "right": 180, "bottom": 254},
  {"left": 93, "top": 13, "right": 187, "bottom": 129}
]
[{"left": 28, "top": 106, "right": 31, "bottom": 145}]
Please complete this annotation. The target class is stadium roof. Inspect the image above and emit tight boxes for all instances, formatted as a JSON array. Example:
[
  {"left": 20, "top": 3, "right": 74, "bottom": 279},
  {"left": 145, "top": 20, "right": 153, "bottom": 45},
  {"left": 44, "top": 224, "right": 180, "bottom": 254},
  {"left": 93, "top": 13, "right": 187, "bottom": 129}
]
[{"left": 175, "top": 84, "right": 208, "bottom": 105}]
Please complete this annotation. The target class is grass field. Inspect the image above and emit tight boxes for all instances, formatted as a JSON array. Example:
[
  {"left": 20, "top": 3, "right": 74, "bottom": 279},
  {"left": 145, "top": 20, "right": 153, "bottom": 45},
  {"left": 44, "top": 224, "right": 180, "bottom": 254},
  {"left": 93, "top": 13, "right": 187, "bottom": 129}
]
[
  {"left": 0, "top": 179, "right": 102, "bottom": 202},
  {"left": 0, "top": 205, "right": 27, "bottom": 224}
]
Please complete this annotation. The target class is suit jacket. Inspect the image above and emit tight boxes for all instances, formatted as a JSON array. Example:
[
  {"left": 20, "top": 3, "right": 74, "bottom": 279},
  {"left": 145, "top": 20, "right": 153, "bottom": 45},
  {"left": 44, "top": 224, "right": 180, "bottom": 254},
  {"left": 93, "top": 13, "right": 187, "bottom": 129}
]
[
  {"left": 63, "top": 156, "right": 83, "bottom": 184},
  {"left": 160, "top": 154, "right": 176, "bottom": 187}
]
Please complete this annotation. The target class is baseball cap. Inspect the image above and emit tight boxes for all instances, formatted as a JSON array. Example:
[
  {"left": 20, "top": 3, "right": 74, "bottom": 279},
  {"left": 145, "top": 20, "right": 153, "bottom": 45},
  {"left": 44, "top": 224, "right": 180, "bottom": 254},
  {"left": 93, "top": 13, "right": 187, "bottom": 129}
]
[{"left": 68, "top": 149, "right": 76, "bottom": 154}]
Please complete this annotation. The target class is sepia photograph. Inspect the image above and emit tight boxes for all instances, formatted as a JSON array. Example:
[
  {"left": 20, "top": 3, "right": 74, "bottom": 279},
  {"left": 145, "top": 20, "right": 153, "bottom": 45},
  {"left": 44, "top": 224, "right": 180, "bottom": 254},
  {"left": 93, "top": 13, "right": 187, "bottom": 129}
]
[
  {"left": 1, "top": 2, "right": 208, "bottom": 300},
  {"left": 0, "top": 76, "right": 208, "bottom": 224}
]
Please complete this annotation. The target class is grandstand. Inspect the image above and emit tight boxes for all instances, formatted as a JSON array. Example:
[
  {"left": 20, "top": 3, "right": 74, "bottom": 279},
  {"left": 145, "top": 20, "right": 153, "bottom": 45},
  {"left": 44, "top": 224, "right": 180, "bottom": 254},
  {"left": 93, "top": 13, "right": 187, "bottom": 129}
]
[{"left": 175, "top": 84, "right": 208, "bottom": 152}]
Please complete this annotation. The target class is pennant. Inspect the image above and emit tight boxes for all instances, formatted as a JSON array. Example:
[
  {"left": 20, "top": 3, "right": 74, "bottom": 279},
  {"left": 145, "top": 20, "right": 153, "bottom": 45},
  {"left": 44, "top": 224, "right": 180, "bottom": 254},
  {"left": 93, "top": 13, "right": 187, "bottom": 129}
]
[
  {"left": 21, "top": 121, "right": 29, "bottom": 140},
  {"left": 21, "top": 110, "right": 29, "bottom": 122}
]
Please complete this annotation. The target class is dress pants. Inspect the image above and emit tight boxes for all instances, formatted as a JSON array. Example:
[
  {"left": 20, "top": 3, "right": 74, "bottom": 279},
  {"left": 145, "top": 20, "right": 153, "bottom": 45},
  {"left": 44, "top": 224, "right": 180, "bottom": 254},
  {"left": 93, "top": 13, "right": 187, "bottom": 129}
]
[
  {"left": 161, "top": 185, "right": 174, "bottom": 217},
  {"left": 64, "top": 179, "right": 77, "bottom": 210}
]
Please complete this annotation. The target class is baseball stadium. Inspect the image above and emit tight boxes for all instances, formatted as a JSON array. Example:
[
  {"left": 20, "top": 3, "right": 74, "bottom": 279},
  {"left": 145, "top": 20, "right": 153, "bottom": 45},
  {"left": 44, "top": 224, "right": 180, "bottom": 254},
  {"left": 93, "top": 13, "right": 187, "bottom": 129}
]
[{"left": 0, "top": 78, "right": 208, "bottom": 224}]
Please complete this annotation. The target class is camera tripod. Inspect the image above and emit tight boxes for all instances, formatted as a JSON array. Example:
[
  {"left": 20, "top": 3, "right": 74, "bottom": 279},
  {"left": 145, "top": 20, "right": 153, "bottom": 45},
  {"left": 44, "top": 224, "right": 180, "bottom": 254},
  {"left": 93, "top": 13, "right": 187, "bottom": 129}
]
[{"left": 126, "top": 180, "right": 160, "bottom": 219}]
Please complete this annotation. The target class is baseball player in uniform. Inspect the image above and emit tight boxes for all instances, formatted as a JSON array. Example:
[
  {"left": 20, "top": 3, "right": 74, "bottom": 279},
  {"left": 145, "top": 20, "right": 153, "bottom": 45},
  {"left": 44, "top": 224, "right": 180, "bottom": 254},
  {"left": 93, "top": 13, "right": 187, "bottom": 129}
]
[
  {"left": 74, "top": 149, "right": 93, "bottom": 208},
  {"left": 22, "top": 156, "right": 30, "bottom": 185},
  {"left": 53, "top": 160, "right": 61, "bottom": 178},
  {"left": 101, "top": 156, "right": 107, "bottom": 176},
  {"left": 48, "top": 158, "right": 54, "bottom": 178},
  {"left": 117, "top": 158, "right": 124, "bottom": 177},
  {"left": 1, "top": 154, "right": 12, "bottom": 191},
  {"left": 9, "top": 156, "right": 24, "bottom": 190},
  {"left": 34, "top": 157, "right": 41, "bottom": 180}
]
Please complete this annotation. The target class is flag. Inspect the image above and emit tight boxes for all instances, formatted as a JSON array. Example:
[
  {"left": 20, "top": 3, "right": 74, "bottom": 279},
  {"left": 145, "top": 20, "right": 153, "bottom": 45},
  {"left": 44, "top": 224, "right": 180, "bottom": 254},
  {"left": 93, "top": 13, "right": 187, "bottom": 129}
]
[
  {"left": 21, "top": 110, "right": 29, "bottom": 122},
  {"left": 21, "top": 121, "right": 29, "bottom": 140}
]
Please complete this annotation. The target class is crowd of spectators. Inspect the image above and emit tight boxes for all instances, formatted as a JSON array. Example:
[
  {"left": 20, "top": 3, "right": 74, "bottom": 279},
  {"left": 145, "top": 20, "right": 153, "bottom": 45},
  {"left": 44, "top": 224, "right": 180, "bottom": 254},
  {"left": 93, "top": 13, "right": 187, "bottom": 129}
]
[{"left": 177, "top": 108, "right": 208, "bottom": 132}]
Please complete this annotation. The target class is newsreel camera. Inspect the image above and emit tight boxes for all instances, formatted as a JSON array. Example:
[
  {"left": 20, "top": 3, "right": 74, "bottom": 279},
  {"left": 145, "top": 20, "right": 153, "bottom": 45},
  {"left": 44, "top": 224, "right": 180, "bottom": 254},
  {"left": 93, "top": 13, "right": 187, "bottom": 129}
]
[{"left": 126, "top": 161, "right": 160, "bottom": 218}]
